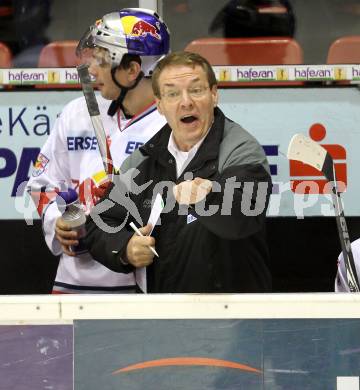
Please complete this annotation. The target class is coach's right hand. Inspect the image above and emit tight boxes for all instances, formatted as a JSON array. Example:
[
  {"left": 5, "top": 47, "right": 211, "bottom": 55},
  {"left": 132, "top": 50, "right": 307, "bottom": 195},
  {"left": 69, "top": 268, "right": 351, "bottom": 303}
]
[
  {"left": 125, "top": 224, "right": 155, "bottom": 267},
  {"left": 55, "top": 217, "right": 79, "bottom": 257}
]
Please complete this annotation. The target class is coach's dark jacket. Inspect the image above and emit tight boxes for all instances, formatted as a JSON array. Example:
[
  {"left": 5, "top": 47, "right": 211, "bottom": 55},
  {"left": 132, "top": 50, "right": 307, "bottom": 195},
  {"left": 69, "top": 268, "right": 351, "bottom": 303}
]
[{"left": 85, "top": 108, "right": 272, "bottom": 293}]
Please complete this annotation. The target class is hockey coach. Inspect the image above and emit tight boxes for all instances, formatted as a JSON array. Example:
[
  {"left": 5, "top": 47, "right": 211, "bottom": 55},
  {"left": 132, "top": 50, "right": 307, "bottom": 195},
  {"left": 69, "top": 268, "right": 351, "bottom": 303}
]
[{"left": 85, "top": 51, "right": 273, "bottom": 293}]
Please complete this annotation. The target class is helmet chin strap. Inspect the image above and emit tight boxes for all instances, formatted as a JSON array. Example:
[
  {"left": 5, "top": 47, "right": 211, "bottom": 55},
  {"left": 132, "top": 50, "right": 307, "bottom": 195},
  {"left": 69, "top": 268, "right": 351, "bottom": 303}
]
[{"left": 107, "top": 67, "right": 144, "bottom": 117}]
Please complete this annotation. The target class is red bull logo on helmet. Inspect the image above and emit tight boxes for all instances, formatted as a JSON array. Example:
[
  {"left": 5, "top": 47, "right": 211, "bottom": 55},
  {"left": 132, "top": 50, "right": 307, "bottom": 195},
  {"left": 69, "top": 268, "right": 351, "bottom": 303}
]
[
  {"left": 132, "top": 20, "right": 161, "bottom": 40},
  {"left": 121, "top": 15, "right": 161, "bottom": 40}
]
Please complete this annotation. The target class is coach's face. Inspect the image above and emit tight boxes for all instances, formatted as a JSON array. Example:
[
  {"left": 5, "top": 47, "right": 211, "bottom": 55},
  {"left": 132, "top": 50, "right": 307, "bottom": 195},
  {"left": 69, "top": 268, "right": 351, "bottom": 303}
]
[{"left": 156, "top": 64, "right": 218, "bottom": 152}]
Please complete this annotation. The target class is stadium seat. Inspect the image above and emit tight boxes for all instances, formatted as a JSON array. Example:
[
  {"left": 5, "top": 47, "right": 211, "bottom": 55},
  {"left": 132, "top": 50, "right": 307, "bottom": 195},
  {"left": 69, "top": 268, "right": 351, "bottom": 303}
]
[
  {"left": 327, "top": 36, "right": 360, "bottom": 64},
  {"left": 0, "top": 41, "right": 12, "bottom": 67},
  {"left": 184, "top": 37, "right": 303, "bottom": 86},
  {"left": 37, "top": 40, "right": 81, "bottom": 88},
  {"left": 326, "top": 36, "right": 360, "bottom": 85}
]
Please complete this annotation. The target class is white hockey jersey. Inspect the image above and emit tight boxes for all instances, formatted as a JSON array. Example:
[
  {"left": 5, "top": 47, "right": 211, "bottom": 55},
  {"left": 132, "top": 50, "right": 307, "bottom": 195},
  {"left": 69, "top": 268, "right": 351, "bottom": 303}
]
[
  {"left": 335, "top": 238, "right": 360, "bottom": 292},
  {"left": 27, "top": 95, "right": 166, "bottom": 293}
]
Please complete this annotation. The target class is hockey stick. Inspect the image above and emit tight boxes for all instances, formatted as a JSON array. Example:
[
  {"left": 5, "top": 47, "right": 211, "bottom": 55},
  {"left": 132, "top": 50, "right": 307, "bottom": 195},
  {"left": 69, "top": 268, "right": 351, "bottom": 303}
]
[
  {"left": 287, "top": 133, "right": 360, "bottom": 292},
  {"left": 77, "top": 64, "right": 114, "bottom": 178},
  {"left": 77, "top": 64, "right": 146, "bottom": 292}
]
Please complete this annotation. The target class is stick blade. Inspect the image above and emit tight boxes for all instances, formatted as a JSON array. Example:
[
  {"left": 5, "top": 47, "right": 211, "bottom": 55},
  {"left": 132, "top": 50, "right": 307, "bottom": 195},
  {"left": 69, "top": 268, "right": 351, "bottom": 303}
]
[{"left": 287, "top": 133, "right": 327, "bottom": 171}]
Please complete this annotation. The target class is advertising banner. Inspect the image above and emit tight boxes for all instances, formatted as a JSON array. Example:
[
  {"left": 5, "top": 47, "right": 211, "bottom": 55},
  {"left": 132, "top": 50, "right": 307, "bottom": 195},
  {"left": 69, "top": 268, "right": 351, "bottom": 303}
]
[
  {"left": 219, "top": 87, "right": 360, "bottom": 217},
  {"left": 0, "top": 325, "right": 73, "bottom": 390},
  {"left": 74, "top": 319, "right": 360, "bottom": 390},
  {"left": 2, "top": 65, "right": 360, "bottom": 85},
  {"left": 1, "top": 88, "right": 360, "bottom": 219},
  {"left": 0, "top": 91, "right": 81, "bottom": 219},
  {"left": 2, "top": 319, "right": 359, "bottom": 389}
]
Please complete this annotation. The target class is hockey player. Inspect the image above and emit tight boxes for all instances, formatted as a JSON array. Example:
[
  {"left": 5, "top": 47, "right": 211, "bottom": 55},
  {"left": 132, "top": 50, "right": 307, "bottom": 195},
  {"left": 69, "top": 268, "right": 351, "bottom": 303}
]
[{"left": 27, "top": 8, "right": 170, "bottom": 293}]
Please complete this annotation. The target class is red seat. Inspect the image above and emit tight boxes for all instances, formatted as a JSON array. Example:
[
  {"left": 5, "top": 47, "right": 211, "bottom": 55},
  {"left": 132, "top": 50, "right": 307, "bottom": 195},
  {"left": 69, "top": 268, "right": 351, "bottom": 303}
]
[
  {"left": 326, "top": 36, "right": 360, "bottom": 84},
  {"left": 0, "top": 42, "right": 12, "bottom": 89},
  {"left": 327, "top": 36, "right": 360, "bottom": 64},
  {"left": 37, "top": 40, "right": 81, "bottom": 88},
  {"left": 184, "top": 37, "right": 303, "bottom": 86},
  {"left": 0, "top": 41, "right": 12, "bottom": 67}
]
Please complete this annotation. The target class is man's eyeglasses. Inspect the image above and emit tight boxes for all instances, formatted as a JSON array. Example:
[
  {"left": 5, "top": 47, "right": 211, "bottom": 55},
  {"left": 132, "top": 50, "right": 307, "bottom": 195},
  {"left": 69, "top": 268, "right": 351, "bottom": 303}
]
[{"left": 161, "top": 86, "right": 210, "bottom": 103}]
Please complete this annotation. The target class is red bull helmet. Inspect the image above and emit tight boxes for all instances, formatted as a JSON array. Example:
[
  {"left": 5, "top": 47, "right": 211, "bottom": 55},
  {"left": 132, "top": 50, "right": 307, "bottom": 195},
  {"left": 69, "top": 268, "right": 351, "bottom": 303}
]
[{"left": 77, "top": 8, "right": 170, "bottom": 76}]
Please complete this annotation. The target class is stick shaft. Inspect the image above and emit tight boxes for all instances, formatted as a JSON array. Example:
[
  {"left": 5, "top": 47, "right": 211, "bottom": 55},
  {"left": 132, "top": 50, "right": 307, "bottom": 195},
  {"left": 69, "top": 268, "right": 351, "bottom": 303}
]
[{"left": 77, "top": 64, "right": 113, "bottom": 176}]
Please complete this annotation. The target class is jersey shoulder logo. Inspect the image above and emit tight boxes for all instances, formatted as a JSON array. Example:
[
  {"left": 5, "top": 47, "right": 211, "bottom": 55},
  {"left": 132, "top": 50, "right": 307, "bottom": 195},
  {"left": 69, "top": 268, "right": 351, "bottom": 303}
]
[{"left": 32, "top": 153, "right": 49, "bottom": 177}]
